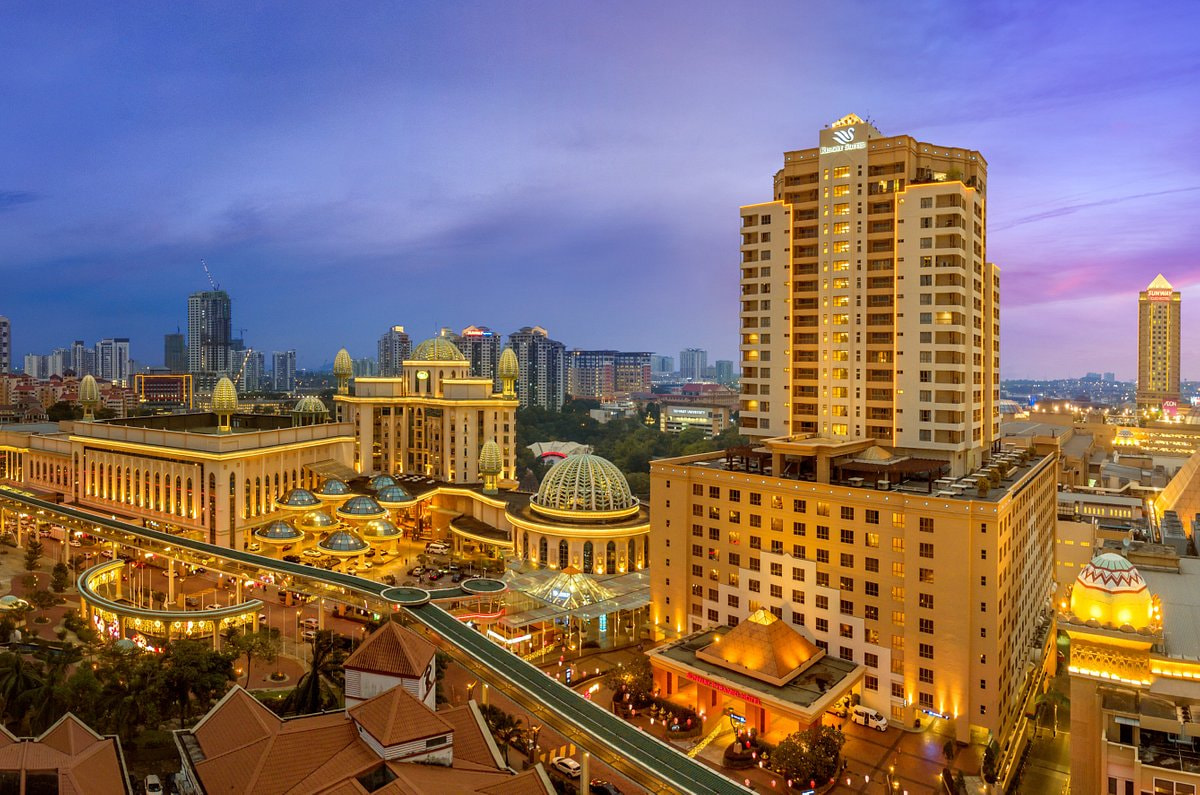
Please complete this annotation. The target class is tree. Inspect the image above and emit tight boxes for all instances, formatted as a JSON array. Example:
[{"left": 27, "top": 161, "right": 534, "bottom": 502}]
[
  {"left": 282, "top": 630, "right": 343, "bottom": 716},
  {"left": 981, "top": 743, "right": 999, "bottom": 784},
  {"left": 0, "top": 652, "right": 43, "bottom": 727},
  {"left": 27, "top": 590, "right": 56, "bottom": 617},
  {"left": 156, "top": 640, "right": 236, "bottom": 725},
  {"left": 478, "top": 703, "right": 524, "bottom": 755},
  {"left": 46, "top": 401, "right": 82, "bottom": 422},
  {"left": 23, "top": 536, "right": 43, "bottom": 573},
  {"left": 232, "top": 628, "right": 282, "bottom": 686},
  {"left": 50, "top": 563, "right": 69, "bottom": 594},
  {"left": 771, "top": 724, "right": 845, "bottom": 785}
]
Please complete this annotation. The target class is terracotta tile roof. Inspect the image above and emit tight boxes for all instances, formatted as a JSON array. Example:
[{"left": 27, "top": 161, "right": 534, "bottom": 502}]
[
  {"left": 192, "top": 685, "right": 280, "bottom": 759},
  {"left": 348, "top": 685, "right": 453, "bottom": 747},
  {"left": 344, "top": 620, "right": 436, "bottom": 678},
  {"left": 438, "top": 703, "right": 504, "bottom": 769},
  {"left": 0, "top": 715, "right": 127, "bottom": 795},
  {"left": 476, "top": 768, "right": 556, "bottom": 795},
  {"left": 379, "top": 763, "right": 553, "bottom": 795}
]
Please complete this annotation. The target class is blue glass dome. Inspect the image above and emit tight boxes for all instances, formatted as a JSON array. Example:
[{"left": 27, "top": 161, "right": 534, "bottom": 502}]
[
  {"left": 315, "top": 479, "right": 352, "bottom": 497},
  {"left": 375, "top": 485, "right": 414, "bottom": 505},
  {"left": 336, "top": 495, "right": 386, "bottom": 518},
  {"left": 254, "top": 520, "right": 303, "bottom": 541},
  {"left": 277, "top": 488, "right": 320, "bottom": 509},
  {"left": 369, "top": 474, "right": 398, "bottom": 491},
  {"left": 317, "top": 530, "right": 369, "bottom": 554}
]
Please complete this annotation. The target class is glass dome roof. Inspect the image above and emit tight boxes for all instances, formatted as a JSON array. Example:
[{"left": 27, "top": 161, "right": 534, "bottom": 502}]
[
  {"left": 369, "top": 474, "right": 398, "bottom": 491},
  {"left": 479, "top": 440, "right": 503, "bottom": 476},
  {"left": 299, "top": 510, "right": 336, "bottom": 529},
  {"left": 254, "top": 520, "right": 304, "bottom": 541},
  {"left": 336, "top": 495, "right": 386, "bottom": 517},
  {"left": 277, "top": 489, "right": 321, "bottom": 509},
  {"left": 411, "top": 336, "right": 466, "bottom": 361},
  {"left": 315, "top": 479, "right": 352, "bottom": 497},
  {"left": 212, "top": 377, "right": 239, "bottom": 413},
  {"left": 363, "top": 518, "right": 401, "bottom": 538},
  {"left": 531, "top": 453, "right": 638, "bottom": 517},
  {"left": 317, "top": 530, "right": 369, "bottom": 554},
  {"left": 375, "top": 485, "right": 413, "bottom": 504}
]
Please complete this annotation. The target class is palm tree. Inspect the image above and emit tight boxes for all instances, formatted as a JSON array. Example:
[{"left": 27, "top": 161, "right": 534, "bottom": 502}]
[
  {"left": 478, "top": 704, "right": 525, "bottom": 756},
  {"left": 282, "top": 630, "right": 341, "bottom": 716},
  {"left": 0, "top": 652, "right": 43, "bottom": 726},
  {"left": 20, "top": 646, "right": 80, "bottom": 735}
]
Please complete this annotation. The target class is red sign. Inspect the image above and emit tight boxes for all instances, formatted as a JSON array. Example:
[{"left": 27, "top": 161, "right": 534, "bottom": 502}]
[
  {"left": 685, "top": 672, "right": 762, "bottom": 705},
  {"left": 1163, "top": 400, "right": 1179, "bottom": 418},
  {"left": 1148, "top": 289, "right": 1174, "bottom": 302}
]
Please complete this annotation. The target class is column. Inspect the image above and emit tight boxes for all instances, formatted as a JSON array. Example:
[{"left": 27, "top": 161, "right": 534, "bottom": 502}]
[
  {"left": 580, "top": 754, "right": 590, "bottom": 795},
  {"left": 359, "top": 408, "right": 374, "bottom": 475},
  {"left": 168, "top": 558, "right": 175, "bottom": 603}
]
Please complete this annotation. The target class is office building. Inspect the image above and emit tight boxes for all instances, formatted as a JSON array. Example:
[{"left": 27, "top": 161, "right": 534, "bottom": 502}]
[
  {"left": 352, "top": 357, "right": 377, "bottom": 377},
  {"left": 1137, "top": 274, "right": 1181, "bottom": 415},
  {"left": 459, "top": 325, "right": 502, "bottom": 389},
  {"left": 0, "top": 315, "right": 9, "bottom": 374},
  {"left": 377, "top": 325, "right": 412, "bottom": 377},
  {"left": 739, "top": 113, "right": 997, "bottom": 477},
  {"left": 714, "top": 359, "right": 735, "bottom": 385},
  {"left": 615, "top": 351, "right": 652, "bottom": 396},
  {"left": 272, "top": 350, "right": 297, "bottom": 393},
  {"left": 71, "top": 340, "right": 95, "bottom": 377},
  {"left": 94, "top": 338, "right": 131, "bottom": 385},
  {"left": 568, "top": 349, "right": 615, "bottom": 401},
  {"left": 164, "top": 332, "right": 186, "bottom": 372},
  {"left": 187, "top": 290, "right": 233, "bottom": 375},
  {"left": 679, "top": 348, "right": 707, "bottom": 381},
  {"left": 658, "top": 402, "right": 731, "bottom": 438},
  {"left": 508, "top": 326, "right": 566, "bottom": 411},
  {"left": 651, "top": 354, "right": 674, "bottom": 375}
]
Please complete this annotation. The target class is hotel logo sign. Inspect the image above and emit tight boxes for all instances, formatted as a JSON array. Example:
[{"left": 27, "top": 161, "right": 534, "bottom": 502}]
[{"left": 821, "top": 125, "right": 866, "bottom": 155}]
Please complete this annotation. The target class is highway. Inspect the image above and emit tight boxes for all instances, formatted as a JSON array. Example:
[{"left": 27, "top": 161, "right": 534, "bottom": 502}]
[{"left": 0, "top": 486, "right": 750, "bottom": 794}]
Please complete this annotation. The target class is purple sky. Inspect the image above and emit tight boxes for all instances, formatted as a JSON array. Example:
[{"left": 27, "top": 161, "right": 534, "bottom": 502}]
[{"left": 2, "top": 3, "right": 1198, "bottom": 378}]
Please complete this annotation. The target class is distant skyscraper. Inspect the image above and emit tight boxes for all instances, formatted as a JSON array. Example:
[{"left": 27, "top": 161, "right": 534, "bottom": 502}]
[
  {"left": 95, "top": 338, "right": 131, "bottom": 384},
  {"left": 0, "top": 316, "right": 9, "bottom": 374},
  {"left": 614, "top": 352, "right": 652, "bottom": 396},
  {"left": 568, "top": 350, "right": 616, "bottom": 401},
  {"left": 164, "top": 333, "right": 187, "bottom": 373},
  {"left": 23, "top": 354, "right": 43, "bottom": 379},
  {"left": 1137, "top": 273, "right": 1182, "bottom": 414},
  {"left": 679, "top": 348, "right": 707, "bottom": 381},
  {"left": 1103, "top": 372, "right": 1116, "bottom": 383},
  {"left": 650, "top": 354, "right": 674, "bottom": 375},
  {"left": 459, "top": 326, "right": 502, "bottom": 390},
  {"left": 508, "top": 326, "right": 566, "bottom": 411},
  {"left": 240, "top": 350, "right": 265, "bottom": 393},
  {"left": 272, "top": 350, "right": 297, "bottom": 393},
  {"left": 70, "top": 340, "right": 94, "bottom": 377},
  {"left": 377, "top": 325, "right": 411, "bottom": 377},
  {"left": 187, "top": 290, "right": 233, "bottom": 375},
  {"left": 352, "top": 357, "right": 377, "bottom": 377},
  {"left": 714, "top": 360, "right": 735, "bottom": 385},
  {"left": 47, "top": 348, "right": 69, "bottom": 378}
]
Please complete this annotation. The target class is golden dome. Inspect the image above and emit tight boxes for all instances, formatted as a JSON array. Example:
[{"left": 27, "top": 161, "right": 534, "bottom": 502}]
[
  {"left": 79, "top": 374, "right": 99, "bottom": 404},
  {"left": 411, "top": 336, "right": 466, "bottom": 362},
  {"left": 1069, "top": 553, "right": 1155, "bottom": 630},
  {"left": 479, "top": 440, "right": 503, "bottom": 476},
  {"left": 531, "top": 453, "right": 638, "bottom": 520},
  {"left": 212, "top": 377, "right": 239, "bottom": 413},
  {"left": 498, "top": 347, "right": 519, "bottom": 379},
  {"left": 333, "top": 348, "right": 353, "bottom": 377}
]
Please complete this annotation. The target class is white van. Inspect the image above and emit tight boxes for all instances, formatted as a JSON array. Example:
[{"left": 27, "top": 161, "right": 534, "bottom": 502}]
[
  {"left": 851, "top": 705, "right": 888, "bottom": 732},
  {"left": 425, "top": 541, "right": 450, "bottom": 555}
]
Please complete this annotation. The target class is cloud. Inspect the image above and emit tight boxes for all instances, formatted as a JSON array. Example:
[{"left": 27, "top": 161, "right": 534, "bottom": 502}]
[
  {"left": 0, "top": 191, "right": 40, "bottom": 211},
  {"left": 992, "top": 186, "right": 1200, "bottom": 231}
]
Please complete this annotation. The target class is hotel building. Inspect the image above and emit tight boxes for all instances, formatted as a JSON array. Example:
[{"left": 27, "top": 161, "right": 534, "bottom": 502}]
[
  {"left": 650, "top": 117, "right": 1052, "bottom": 782},
  {"left": 739, "top": 113, "right": 997, "bottom": 478},
  {"left": 1137, "top": 274, "right": 1182, "bottom": 415}
]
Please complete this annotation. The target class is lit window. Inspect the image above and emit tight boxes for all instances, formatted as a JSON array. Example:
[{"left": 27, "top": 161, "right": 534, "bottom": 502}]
[{"left": 834, "top": 203, "right": 850, "bottom": 216}]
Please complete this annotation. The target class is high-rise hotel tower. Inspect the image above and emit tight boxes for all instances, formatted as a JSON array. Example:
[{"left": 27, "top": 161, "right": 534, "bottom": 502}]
[
  {"left": 1136, "top": 274, "right": 1181, "bottom": 415},
  {"left": 739, "top": 114, "right": 997, "bottom": 477}
]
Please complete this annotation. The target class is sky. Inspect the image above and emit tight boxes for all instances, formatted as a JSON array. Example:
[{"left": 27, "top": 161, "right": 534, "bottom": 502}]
[{"left": 1, "top": 2, "right": 1198, "bottom": 378}]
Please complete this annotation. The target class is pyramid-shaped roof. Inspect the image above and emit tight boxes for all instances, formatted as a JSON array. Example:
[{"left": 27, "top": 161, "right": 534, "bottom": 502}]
[
  {"left": 696, "top": 608, "right": 823, "bottom": 686},
  {"left": 348, "top": 685, "right": 454, "bottom": 748},
  {"left": 344, "top": 621, "right": 437, "bottom": 679},
  {"left": 526, "top": 568, "right": 615, "bottom": 609},
  {"left": 1148, "top": 273, "right": 1174, "bottom": 290}
]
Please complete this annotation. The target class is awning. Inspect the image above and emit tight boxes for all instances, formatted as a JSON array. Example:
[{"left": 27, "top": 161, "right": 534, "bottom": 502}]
[{"left": 302, "top": 459, "right": 359, "bottom": 482}]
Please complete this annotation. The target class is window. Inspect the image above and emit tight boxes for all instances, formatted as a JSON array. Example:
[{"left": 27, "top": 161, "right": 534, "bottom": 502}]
[
  {"left": 692, "top": 484, "right": 702, "bottom": 496},
  {"left": 750, "top": 535, "right": 761, "bottom": 550},
  {"left": 770, "top": 562, "right": 783, "bottom": 577},
  {"left": 920, "top": 517, "right": 934, "bottom": 533},
  {"left": 817, "top": 572, "right": 829, "bottom": 587},
  {"left": 749, "top": 492, "right": 762, "bottom": 506},
  {"left": 791, "top": 613, "right": 805, "bottom": 626},
  {"left": 840, "top": 506, "right": 854, "bottom": 521},
  {"left": 792, "top": 567, "right": 805, "bottom": 581},
  {"left": 794, "top": 499, "right": 806, "bottom": 512},
  {"left": 709, "top": 486, "right": 720, "bottom": 499},
  {"left": 891, "top": 586, "right": 905, "bottom": 602},
  {"left": 816, "top": 595, "right": 829, "bottom": 609},
  {"left": 919, "top": 643, "right": 934, "bottom": 659},
  {"left": 865, "top": 581, "right": 879, "bottom": 597},
  {"left": 727, "top": 594, "right": 739, "bottom": 607},
  {"left": 865, "top": 557, "right": 879, "bottom": 573},
  {"left": 692, "top": 524, "right": 703, "bottom": 537},
  {"left": 919, "top": 593, "right": 934, "bottom": 609},
  {"left": 834, "top": 203, "right": 850, "bottom": 216},
  {"left": 865, "top": 532, "right": 880, "bottom": 548},
  {"left": 891, "top": 562, "right": 905, "bottom": 577},
  {"left": 840, "top": 577, "right": 854, "bottom": 593},
  {"left": 980, "top": 679, "right": 987, "bottom": 690},
  {"left": 749, "top": 580, "right": 761, "bottom": 593},
  {"left": 865, "top": 674, "right": 878, "bottom": 691},
  {"left": 817, "top": 549, "right": 830, "bottom": 564},
  {"left": 770, "top": 584, "right": 783, "bottom": 598},
  {"left": 892, "top": 683, "right": 905, "bottom": 699},
  {"left": 891, "top": 610, "right": 905, "bottom": 627},
  {"left": 892, "top": 512, "right": 905, "bottom": 528},
  {"left": 864, "top": 605, "right": 879, "bottom": 620},
  {"left": 728, "top": 552, "right": 740, "bottom": 566},
  {"left": 919, "top": 692, "right": 934, "bottom": 709},
  {"left": 919, "top": 618, "right": 934, "bottom": 634},
  {"left": 840, "top": 553, "right": 854, "bottom": 568},
  {"left": 729, "top": 489, "right": 741, "bottom": 502},
  {"left": 919, "top": 567, "right": 934, "bottom": 584},
  {"left": 919, "top": 667, "right": 934, "bottom": 684},
  {"left": 840, "top": 599, "right": 854, "bottom": 616},
  {"left": 815, "top": 618, "right": 829, "bottom": 633},
  {"left": 840, "top": 529, "right": 854, "bottom": 544},
  {"left": 817, "top": 526, "right": 830, "bottom": 540},
  {"left": 840, "top": 645, "right": 854, "bottom": 661},
  {"left": 793, "top": 522, "right": 807, "bottom": 536},
  {"left": 919, "top": 542, "right": 934, "bottom": 559},
  {"left": 816, "top": 502, "right": 830, "bottom": 517},
  {"left": 892, "top": 538, "right": 905, "bottom": 554},
  {"left": 749, "top": 557, "right": 761, "bottom": 571},
  {"left": 792, "top": 589, "right": 805, "bottom": 603},
  {"left": 866, "top": 509, "right": 879, "bottom": 525}
]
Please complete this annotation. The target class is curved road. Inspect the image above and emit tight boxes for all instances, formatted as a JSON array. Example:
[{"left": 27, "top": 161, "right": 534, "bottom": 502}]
[{"left": 0, "top": 487, "right": 749, "bottom": 794}]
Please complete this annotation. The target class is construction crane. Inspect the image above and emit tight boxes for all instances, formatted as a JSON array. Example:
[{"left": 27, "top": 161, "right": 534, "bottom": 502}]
[
  {"left": 201, "top": 259, "right": 220, "bottom": 291},
  {"left": 233, "top": 348, "right": 254, "bottom": 387}
]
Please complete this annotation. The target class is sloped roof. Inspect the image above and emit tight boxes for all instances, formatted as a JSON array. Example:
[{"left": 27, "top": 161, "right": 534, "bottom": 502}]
[
  {"left": 348, "top": 685, "right": 454, "bottom": 747},
  {"left": 438, "top": 703, "right": 505, "bottom": 769},
  {"left": 1148, "top": 273, "right": 1174, "bottom": 290},
  {"left": 344, "top": 621, "right": 437, "bottom": 678},
  {"left": 0, "top": 714, "right": 126, "bottom": 795},
  {"left": 696, "top": 608, "right": 823, "bottom": 686},
  {"left": 855, "top": 445, "right": 895, "bottom": 462}
]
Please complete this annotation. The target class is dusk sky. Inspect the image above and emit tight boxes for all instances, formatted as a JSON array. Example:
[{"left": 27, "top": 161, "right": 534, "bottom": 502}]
[{"left": 2, "top": 2, "right": 1198, "bottom": 378}]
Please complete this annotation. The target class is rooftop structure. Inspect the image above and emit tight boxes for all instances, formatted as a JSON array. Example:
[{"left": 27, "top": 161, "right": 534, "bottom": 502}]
[{"left": 0, "top": 713, "right": 129, "bottom": 795}]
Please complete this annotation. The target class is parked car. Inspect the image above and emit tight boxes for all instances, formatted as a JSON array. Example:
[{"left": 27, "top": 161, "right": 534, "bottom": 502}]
[
  {"left": 302, "top": 549, "right": 322, "bottom": 558},
  {"left": 426, "top": 570, "right": 445, "bottom": 582},
  {"left": 590, "top": 782, "right": 623, "bottom": 795},
  {"left": 258, "top": 613, "right": 268, "bottom": 625},
  {"left": 408, "top": 566, "right": 426, "bottom": 576},
  {"left": 204, "top": 604, "right": 221, "bottom": 611},
  {"left": 550, "top": 756, "right": 582, "bottom": 779},
  {"left": 425, "top": 541, "right": 450, "bottom": 555},
  {"left": 144, "top": 774, "right": 163, "bottom": 794},
  {"left": 68, "top": 539, "right": 82, "bottom": 548},
  {"left": 301, "top": 629, "right": 317, "bottom": 641},
  {"left": 282, "top": 554, "right": 302, "bottom": 563},
  {"left": 247, "top": 542, "right": 261, "bottom": 552},
  {"left": 301, "top": 617, "right": 320, "bottom": 629},
  {"left": 851, "top": 705, "right": 888, "bottom": 732},
  {"left": 451, "top": 572, "right": 465, "bottom": 583}
]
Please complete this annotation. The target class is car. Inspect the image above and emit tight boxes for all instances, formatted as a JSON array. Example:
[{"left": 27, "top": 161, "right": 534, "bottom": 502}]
[
  {"left": 258, "top": 613, "right": 268, "bottom": 625},
  {"left": 827, "top": 699, "right": 850, "bottom": 719},
  {"left": 301, "top": 629, "right": 317, "bottom": 641},
  {"left": 365, "top": 549, "right": 376, "bottom": 558},
  {"left": 446, "top": 563, "right": 461, "bottom": 572},
  {"left": 451, "top": 572, "right": 465, "bottom": 583},
  {"left": 247, "top": 542, "right": 261, "bottom": 552},
  {"left": 425, "top": 541, "right": 450, "bottom": 555},
  {"left": 303, "top": 549, "right": 322, "bottom": 558},
  {"left": 68, "top": 539, "right": 82, "bottom": 548},
  {"left": 204, "top": 603, "right": 221, "bottom": 611},
  {"left": 361, "top": 561, "right": 372, "bottom": 569},
  {"left": 344, "top": 566, "right": 357, "bottom": 575},
  {"left": 426, "top": 570, "right": 445, "bottom": 582},
  {"left": 550, "top": 756, "right": 582, "bottom": 779},
  {"left": 589, "top": 782, "right": 623, "bottom": 795},
  {"left": 382, "top": 574, "right": 397, "bottom": 586},
  {"left": 408, "top": 566, "right": 425, "bottom": 576},
  {"left": 377, "top": 549, "right": 389, "bottom": 557},
  {"left": 851, "top": 705, "right": 888, "bottom": 732},
  {"left": 185, "top": 596, "right": 200, "bottom": 608},
  {"left": 300, "top": 617, "right": 320, "bottom": 629},
  {"left": 282, "top": 554, "right": 302, "bottom": 563},
  {"left": 144, "top": 774, "right": 163, "bottom": 793},
  {"left": 100, "top": 549, "right": 114, "bottom": 559}
]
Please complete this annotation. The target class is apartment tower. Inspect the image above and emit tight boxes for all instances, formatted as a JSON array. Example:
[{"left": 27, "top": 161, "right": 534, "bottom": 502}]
[
  {"left": 739, "top": 113, "right": 997, "bottom": 477},
  {"left": 0, "top": 316, "right": 9, "bottom": 374},
  {"left": 1136, "top": 274, "right": 1181, "bottom": 415},
  {"left": 187, "top": 290, "right": 233, "bottom": 375}
]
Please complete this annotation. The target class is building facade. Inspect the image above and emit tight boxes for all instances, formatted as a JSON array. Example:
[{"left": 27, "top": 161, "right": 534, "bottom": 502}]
[
  {"left": 1137, "top": 274, "right": 1182, "bottom": 415},
  {"left": 335, "top": 337, "right": 518, "bottom": 483},
  {"left": 508, "top": 326, "right": 566, "bottom": 411},
  {"left": 739, "top": 114, "right": 997, "bottom": 476},
  {"left": 0, "top": 315, "right": 9, "bottom": 374},
  {"left": 164, "top": 332, "right": 187, "bottom": 373},
  {"left": 679, "top": 348, "right": 707, "bottom": 381},
  {"left": 650, "top": 439, "right": 1057, "bottom": 753},
  {"left": 272, "top": 350, "right": 297, "bottom": 393},
  {"left": 94, "top": 338, "right": 131, "bottom": 385},
  {"left": 376, "top": 325, "right": 412, "bottom": 378},
  {"left": 187, "top": 290, "right": 233, "bottom": 375},
  {"left": 459, "top": 325, "right": 502, "bottom": 390}
]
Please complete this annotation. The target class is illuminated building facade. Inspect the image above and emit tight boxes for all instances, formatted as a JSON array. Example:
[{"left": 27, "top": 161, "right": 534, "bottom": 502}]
[
  {"left": 507, "top": 326, "right": 566, "bottom": 411},
  {"left": 459, "top": 325, "right": 502, "bottom": 390},
  {"left": 1059, "top": 546, "right": 1200, "bottom": 795},
  {"left": 376, "top": 325, "right": 412, "bottom": 377},
  {"left": 740, "top": 114, "right": 997, "bottom": 478},
  {"left": 0, "top": 315, "right": 9, "bottom": 374},
  {"left": 335, "top": 337, "right": 518, "bottom": 483},
  {"left": 650, "top": 438, "right": 1057, "bottom": 757},
  {"left": 187, "top": 289, "right": 232, "bottom": 375},
  {"left": 659, "top": 402, "right": 730, "bottom": 438},
  {"left": 1137, "top": 274, "right": 1182, "bottom": 415}
]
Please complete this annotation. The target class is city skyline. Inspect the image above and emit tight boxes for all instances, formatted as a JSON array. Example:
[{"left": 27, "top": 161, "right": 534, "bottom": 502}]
[{"left": 1, "top": 3, "right": 1198, "bottom": 377}]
